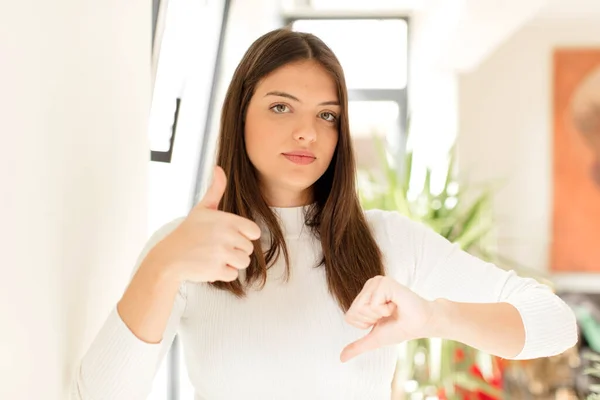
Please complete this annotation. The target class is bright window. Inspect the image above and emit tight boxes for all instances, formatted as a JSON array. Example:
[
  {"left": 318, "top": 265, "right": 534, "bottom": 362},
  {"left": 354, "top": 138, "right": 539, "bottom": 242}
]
[{"left": 292, "top": 19, "right": 408, "bottom": 89}]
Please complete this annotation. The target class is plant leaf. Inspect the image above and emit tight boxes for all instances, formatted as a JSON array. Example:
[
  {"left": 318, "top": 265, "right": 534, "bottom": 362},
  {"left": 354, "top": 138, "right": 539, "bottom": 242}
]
[{"left": 450, "top": 372, "right": 503, "bottom": 399}]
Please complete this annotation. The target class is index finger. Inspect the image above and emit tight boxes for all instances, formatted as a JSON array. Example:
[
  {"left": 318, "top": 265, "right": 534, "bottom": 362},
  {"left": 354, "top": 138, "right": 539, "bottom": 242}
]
[
  {"left": 223, "top": 212, "right": 261, "bottom": 240},
  {"left": 350, "top": 277, "right": 380, "bottom": 309}
]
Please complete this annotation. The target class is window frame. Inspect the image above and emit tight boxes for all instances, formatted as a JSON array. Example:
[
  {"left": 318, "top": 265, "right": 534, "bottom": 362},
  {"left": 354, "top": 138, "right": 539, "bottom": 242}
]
[{"left": 150, "top": 0, "right": 233, "bottom": 399}]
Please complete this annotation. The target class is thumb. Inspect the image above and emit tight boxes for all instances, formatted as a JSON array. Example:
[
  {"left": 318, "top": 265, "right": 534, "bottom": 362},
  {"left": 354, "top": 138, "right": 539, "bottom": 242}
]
[
  {"left": 340, "top": 329, "right": 381, "bottom": 363},
  {"left": 198, "top": 166, "right": 227, "bottom": 210}
]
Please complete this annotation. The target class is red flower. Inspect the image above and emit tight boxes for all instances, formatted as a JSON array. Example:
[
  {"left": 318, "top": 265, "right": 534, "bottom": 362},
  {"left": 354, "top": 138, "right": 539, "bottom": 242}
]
[
  {"left": 437, "top": 387, "right": 448, "bottom": 400},
  {"left": 469, "top": 364, "right": 484, "bottom": 379},
  {"left": 467, "top": 364, "right": 502, "bottom": 400},
  {"left": 454, "top": 348, "right": 466, "bottom": 363}
]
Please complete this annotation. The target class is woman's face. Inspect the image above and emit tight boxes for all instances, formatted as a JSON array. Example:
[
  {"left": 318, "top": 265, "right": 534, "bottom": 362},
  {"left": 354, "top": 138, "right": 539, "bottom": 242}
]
[{"left": 244, "top": 60, "right": 340, "bottom": 207}]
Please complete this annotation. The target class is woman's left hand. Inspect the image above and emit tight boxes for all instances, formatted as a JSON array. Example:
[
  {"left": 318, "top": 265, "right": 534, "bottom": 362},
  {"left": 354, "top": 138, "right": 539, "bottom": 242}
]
[{"left": 340, "top": 275, "right": 436, "bottom": 363}]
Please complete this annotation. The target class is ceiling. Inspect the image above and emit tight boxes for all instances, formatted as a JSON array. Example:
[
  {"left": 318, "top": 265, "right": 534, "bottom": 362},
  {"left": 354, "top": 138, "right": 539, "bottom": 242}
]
[
  {"left": 285, "top": 0, "right": 600, "bottom": 72},
  {"left": 537, "top": 0, "right": 600, "bottom": 20}
]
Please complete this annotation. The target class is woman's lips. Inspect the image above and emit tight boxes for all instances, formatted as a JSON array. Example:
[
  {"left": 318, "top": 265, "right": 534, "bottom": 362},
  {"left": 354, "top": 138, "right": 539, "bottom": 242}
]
[{"left": 282, "top": 152, "right": 316, "bottom": 165}]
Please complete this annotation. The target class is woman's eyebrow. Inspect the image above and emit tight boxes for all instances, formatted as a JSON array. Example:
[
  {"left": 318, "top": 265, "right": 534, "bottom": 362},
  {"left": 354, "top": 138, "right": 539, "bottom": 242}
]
[{"left": 264, "top": 91, "right": 339, "bottom": 106}]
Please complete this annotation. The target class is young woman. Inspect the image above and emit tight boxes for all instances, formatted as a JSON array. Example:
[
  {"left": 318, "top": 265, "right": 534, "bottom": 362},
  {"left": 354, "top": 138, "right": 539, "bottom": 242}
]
[{"left": 71, "top": 28, "right": 577, "bottom": 400}]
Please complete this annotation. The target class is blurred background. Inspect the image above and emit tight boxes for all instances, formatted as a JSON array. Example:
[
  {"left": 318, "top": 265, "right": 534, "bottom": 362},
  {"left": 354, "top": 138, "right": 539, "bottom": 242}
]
[{"left": 3, "top": 0, "right": 600, "bottom": 399}]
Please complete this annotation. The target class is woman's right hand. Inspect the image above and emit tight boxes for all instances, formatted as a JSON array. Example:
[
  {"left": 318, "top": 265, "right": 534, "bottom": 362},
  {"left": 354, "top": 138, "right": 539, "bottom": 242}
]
[{"left": 143, "top": 166, "right": 261, "bottom": 284}]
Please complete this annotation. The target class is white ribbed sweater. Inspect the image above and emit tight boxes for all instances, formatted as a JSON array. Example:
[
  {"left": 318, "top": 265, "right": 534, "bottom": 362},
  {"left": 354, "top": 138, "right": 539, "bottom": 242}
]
[{"left": 71, "top": 207, "right": 578, "bottom": 400}]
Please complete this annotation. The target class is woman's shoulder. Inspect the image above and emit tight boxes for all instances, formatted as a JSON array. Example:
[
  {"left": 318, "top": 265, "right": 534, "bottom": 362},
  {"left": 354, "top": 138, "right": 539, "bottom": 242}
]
[
  {"left": 363, "top": 208, "right": 418, "bottom": 236},
  {"left": 362, "top": 209, "right": 424, "bottom": 286},
  {"left": 362, "top": 208, "right": 451, "bottom": 256}
]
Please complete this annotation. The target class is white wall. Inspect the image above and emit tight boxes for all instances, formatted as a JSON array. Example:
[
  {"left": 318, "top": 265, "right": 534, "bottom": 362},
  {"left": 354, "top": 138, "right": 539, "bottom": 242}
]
[
  {"left": 0, "top": 1, "right": 150, "bottom": 399},
  {"left": 408, "top": 3, "right": 460, "bottom": 196},
  {"left": 458, "top": 16, "right": 600, "bottom": 290},
  {"left": 407, "top": 0, "right": 545, "bottom": 197}
]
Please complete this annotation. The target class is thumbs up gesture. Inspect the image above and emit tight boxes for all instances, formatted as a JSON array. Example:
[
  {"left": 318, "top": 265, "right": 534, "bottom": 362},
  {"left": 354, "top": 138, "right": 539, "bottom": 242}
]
[
  {"left": 340, "top": 276, "right": 436, "bottom": 363},
  {"left": 146, "top": 166, "right": 261, "bottom": 284}
]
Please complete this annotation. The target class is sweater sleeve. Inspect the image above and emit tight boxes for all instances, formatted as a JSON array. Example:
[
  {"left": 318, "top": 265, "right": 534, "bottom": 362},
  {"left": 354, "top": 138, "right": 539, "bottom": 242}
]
[
  {"left": 70, "top": 218, "right": 186, "bottom": 400},
  {"left": 387, "top": 212, "right": 578, "bottom": 360}
]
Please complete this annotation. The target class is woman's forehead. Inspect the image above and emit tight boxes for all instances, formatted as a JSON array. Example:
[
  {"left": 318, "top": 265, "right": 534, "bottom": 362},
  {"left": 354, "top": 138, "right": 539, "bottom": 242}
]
[{"left": 255, "top": 61, "right": 339, "bottom": 103}]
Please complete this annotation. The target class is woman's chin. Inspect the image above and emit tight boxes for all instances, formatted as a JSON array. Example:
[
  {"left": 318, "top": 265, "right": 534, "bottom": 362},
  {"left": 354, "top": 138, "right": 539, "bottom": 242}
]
[{"left": 276, "top": 169, "right": 321, "bottom": 189}]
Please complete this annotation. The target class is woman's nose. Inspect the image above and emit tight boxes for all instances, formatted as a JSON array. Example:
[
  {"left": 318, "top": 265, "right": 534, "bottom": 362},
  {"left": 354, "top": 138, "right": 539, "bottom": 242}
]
[{"left": 292, "top": 120, "right": 317, "bottom": 143}]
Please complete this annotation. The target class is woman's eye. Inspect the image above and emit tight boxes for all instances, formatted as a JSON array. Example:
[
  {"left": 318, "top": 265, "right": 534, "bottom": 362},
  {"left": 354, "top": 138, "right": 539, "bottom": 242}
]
[
  {"left": 320, "top": 112, "right": 337, "bottom": 122},
  {"left": 271, "top": 104, "right": 289, "bottom": 113}
]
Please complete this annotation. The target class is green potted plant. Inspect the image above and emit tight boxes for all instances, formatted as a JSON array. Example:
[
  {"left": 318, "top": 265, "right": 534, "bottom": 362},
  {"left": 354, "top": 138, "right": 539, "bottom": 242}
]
[{"left": 585, "top": 352, "right": 600, "bottom": 399}]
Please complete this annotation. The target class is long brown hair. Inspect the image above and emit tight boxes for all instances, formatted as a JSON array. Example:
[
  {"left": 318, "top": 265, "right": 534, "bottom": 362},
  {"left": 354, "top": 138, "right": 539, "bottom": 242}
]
[{"left": 210, "top": 27, "right": 385, "bottom": 312}]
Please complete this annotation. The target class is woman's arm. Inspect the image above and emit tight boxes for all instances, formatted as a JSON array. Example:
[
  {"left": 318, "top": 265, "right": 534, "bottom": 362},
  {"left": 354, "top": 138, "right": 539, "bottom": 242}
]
[
  {"left": 401, "top": 213, "right": 577, "bottom": 359},
  {"left": 342, "top": 275, "right": 529, "bottom": 361},
  {"left": 341, "top": 212, "right": 577, "bottom": 362},
  {"left": 70, "top": 218, "right": 186, "bottom": 400},
  {"left": 117, "top": 249, "right": 183, "bottom": 344},
  {"left": 431, "top": 299, "right": 525, "bottom": 358}
]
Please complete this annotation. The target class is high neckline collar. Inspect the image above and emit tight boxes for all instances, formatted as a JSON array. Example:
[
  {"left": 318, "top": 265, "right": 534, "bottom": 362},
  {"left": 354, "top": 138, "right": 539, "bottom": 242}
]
[{"left": 269, "top": 205, "right": 311, "bottom": 238}]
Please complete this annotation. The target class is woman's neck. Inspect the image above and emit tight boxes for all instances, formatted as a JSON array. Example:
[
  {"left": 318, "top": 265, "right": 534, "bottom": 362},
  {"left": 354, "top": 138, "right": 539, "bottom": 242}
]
[{"left": 261, "top": 185, "right": 313, "bottom": 208}]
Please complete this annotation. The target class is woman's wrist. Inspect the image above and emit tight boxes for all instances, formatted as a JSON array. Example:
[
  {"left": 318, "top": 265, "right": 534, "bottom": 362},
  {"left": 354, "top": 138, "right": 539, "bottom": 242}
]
[
  {"left": 118, "top": 255, "right": 184, "bottom": 344},
  {"left": 138, "top": 251, "right": 182, "bottom": 290},
  {"left": 428, "top": 298, "right": 455, "bottom": 339}
]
